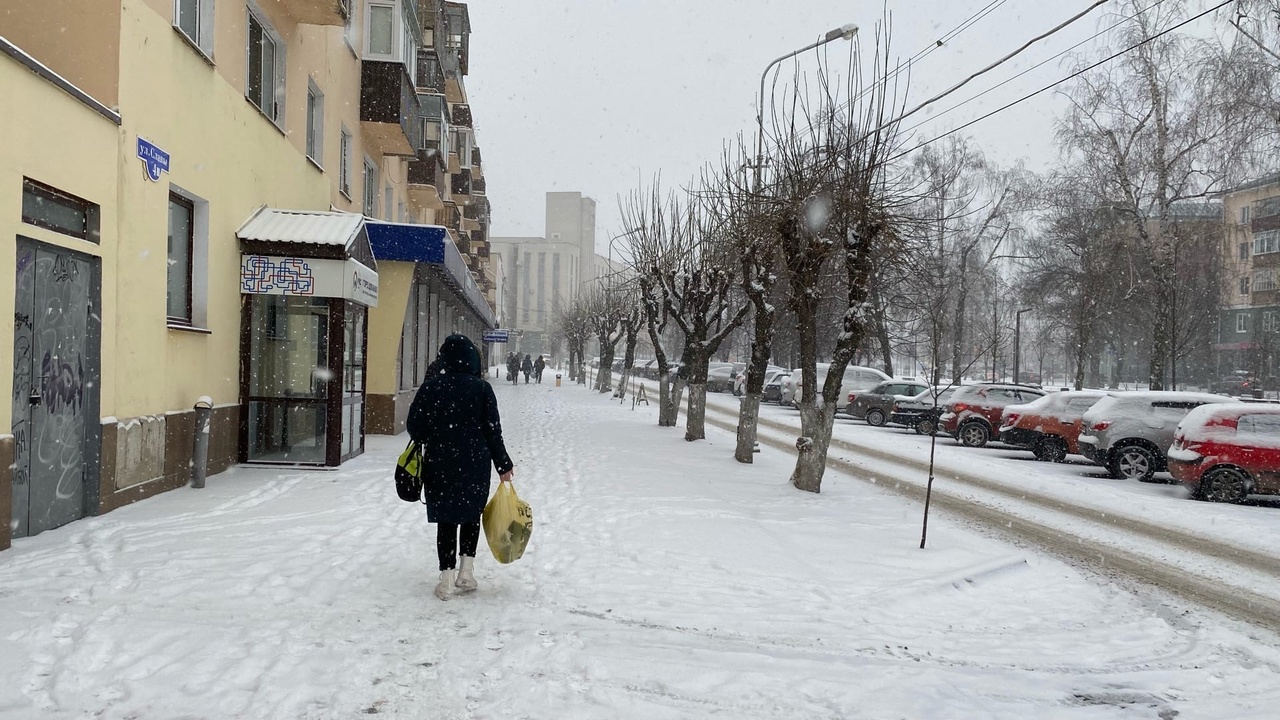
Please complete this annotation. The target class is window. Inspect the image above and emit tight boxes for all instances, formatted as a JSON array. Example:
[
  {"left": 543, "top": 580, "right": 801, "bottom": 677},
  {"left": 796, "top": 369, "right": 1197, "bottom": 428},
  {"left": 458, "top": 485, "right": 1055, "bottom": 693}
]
[
  {"left": 339, "top": 127, "right": 352, "bottom": 198},
  {"left": 1237, "top": 312, "right": 1251, "bottom": 334},
  {"left": 306, "top": 81, "right": 324, "bottom": 165},
  {"left": 167, "top": 185, "right": 210, "bottom": 329},
  {"left": 247, "top": 9, "right": 285, "bottom": 125},
  {"left": 367, "top": 2, "right": 394, "bottom": 56},
  {"left": 1240, "top": 276, "right": 1252, "bottom": 296},
  {"left": 1240, "top": 242, "right": 1250, "bottom": 261},
  {"left": 362, "top": 157, "right": 378, "bottom": 216},
  {"left": 1241, "top": 205, "right": 1251, "bottom": 225},
  {"left": 1238, "top": 414, "right": 1280, "bottom": 435},
  {"left": 22, "top": 178, "right": 99, "bottom": 242},
  {"left": 1263, "top": 311, "right": 1277, "bottom": 333},
  {"left": 174, "top": 0, "right": 214, "bottom": 57},
  {"left": 1254, "top": 269, "right": 1278, "bottom": 293},
  {"left": 167, "top": 193, "right": 194, "bottom": 324},
  {"left": 1254, "top": 230, "right": 1280, "bottom": 255}
]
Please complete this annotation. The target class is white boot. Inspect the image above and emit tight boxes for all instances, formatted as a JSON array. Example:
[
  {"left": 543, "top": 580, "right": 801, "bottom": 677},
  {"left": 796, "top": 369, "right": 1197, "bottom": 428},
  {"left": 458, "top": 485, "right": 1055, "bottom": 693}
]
[
  {"left": 456, "top": 556, "right": 477, "bottom": 593},
  {"left": 434, "top": 569, "right": 456, "bottom": 601}
]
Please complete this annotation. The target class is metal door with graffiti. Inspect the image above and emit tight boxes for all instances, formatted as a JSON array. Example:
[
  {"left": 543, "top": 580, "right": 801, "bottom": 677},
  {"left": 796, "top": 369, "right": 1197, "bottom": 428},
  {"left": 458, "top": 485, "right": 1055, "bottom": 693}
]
[{"left": 11, "top": 239, "right": 100, "bottom": 537}]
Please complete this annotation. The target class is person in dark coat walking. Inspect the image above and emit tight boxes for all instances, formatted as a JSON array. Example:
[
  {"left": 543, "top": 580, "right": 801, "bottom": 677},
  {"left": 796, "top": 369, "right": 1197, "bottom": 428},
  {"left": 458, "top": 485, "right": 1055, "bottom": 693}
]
[
  {"left": 507, "top": 352, "right": 520, "bottom": 385},
  {"left": 521, "top": 354, "right": 533, "bottom": 384},
  {"left": 407, "top": 334, "right": 515, "bottom": 600},
  {"left": 533, "top": 355, "right": 546, "bottom": 383}
]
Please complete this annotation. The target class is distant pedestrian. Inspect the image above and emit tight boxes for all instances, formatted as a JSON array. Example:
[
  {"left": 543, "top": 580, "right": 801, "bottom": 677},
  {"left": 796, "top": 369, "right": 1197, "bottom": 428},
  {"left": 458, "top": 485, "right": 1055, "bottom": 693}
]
[
  {"left": 534, "top": 355, "right": 546, "bottom": 384},
  {"left": 406, "top": 334, "right": 515, "bottom": 601},
  {"left": 521, "top": 354, "right": 533, "bottom": 384},
  {"left": 507, "top": 353, "right": 520, "bottom": 385}
]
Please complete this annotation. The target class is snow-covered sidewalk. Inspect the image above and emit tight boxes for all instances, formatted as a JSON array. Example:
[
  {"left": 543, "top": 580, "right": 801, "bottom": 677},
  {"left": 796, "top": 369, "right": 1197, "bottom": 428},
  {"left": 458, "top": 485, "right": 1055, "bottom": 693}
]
[{"left": 2, "top": 382, "right": 1280, "bottom": 719}]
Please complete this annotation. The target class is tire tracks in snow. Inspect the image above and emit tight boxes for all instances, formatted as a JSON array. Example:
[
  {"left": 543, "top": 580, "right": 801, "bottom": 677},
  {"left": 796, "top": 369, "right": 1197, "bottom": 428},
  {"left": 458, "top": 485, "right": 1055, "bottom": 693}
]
[{"left": 698, "top": 399, "right": 1280, "bottom": 633}]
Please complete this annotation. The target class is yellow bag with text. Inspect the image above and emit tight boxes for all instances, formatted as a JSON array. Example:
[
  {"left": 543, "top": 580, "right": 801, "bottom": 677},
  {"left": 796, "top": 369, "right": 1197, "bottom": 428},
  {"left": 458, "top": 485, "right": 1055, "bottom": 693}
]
[{"left": 482, "top": 481, "right": 533, "bottom": 564}]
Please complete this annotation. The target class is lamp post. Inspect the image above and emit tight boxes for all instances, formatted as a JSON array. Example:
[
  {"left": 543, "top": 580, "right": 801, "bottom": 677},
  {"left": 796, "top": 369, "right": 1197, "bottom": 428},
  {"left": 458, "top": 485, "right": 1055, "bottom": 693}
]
[
  {"left": 606, "top": 227, "right": 643, "bottom": 290},
  {"left": 1014, "top": 308, "right": 1032, "bottom": 384},
  {"left": 754, "top": 23, "right": 859, "bottom": 191}
]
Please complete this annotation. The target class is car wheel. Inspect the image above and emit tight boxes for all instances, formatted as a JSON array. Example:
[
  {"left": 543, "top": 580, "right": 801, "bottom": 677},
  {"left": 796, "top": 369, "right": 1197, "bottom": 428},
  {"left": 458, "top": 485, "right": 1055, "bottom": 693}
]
[
  {"left": 1108, "top": 444, "right": 1156, "bottom": 482},
  {"left": 958, "top": 421, "right": 990, "bottom": 448},
  {"left": 915, "top": 418, "right": 937, "bottom": 436},
  {"left": 1200, "top": 467, "right": 1249, "bottom": 504},
  {"left": 866, "top": 408, "right": 887, "bottom": 427},
  {"left": 1032, "top": 437, "right": 1068, "bottom": 463}
]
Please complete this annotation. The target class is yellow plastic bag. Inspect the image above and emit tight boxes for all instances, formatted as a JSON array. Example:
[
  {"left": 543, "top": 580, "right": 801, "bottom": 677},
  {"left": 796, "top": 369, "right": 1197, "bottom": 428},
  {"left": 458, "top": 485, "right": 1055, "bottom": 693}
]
[{"left": 482, "top": 481, "right": 533, "bottom": 564}]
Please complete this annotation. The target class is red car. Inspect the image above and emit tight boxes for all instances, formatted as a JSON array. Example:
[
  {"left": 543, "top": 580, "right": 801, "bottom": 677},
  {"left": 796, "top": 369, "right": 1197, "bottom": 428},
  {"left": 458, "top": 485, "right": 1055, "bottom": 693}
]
[
  {"left": 1168, "top": 404, "right": 1280, "bottom": 503},
  {"left": 939, "top": 383, "right": 1047, "bottom": 448},
  {"left": 998, "top": 390, "right": 1106, "bottom": 462}
]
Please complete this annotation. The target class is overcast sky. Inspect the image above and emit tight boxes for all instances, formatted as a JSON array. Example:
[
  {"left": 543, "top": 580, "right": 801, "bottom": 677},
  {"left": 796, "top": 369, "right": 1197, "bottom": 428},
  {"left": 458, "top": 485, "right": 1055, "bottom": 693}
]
[{"left": 463, "top": 1, "right": 1190, "bottom": 250}]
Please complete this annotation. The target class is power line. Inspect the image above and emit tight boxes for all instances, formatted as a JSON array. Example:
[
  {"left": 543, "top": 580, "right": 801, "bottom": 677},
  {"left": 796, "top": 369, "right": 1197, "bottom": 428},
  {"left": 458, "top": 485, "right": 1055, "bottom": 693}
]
[
  {"left": 896, "top": 0, "right": 1173, "bottom": 139},
  {"left": 769, "top": 0, "right": 1012, "bottom": 146},
  {"left": 890, "top": 0, "right": 1239, "bottom": 163}
]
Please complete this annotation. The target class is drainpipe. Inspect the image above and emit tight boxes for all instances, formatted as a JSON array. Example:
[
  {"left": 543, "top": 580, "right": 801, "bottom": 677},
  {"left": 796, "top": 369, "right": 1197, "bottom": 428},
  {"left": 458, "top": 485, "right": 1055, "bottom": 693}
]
[{"left": 190, "top": 396, "right": 213, "bottom": 489}]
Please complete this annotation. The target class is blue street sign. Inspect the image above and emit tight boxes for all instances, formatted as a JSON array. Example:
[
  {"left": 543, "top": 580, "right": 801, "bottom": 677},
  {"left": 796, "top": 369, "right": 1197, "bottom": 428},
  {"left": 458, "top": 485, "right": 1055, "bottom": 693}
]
[
  {"left": 483, "top": 330, "right": 510, "bottom": 343},
  {"left": 137, "top": 137, "right": 170, "bottom": 181}
]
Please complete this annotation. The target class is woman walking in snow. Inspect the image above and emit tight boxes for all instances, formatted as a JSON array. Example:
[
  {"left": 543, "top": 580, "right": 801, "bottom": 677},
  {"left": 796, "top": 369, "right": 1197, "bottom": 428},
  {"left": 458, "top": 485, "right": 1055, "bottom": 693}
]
[
  {"left": 533, "top": 355, "right": 546, "bottom": 384},
  {"left": 521, "top": 354, "right": 533, "bottom": 384},
  {"left": 407, "top": 334, "right": 515, "bottom": 600}
]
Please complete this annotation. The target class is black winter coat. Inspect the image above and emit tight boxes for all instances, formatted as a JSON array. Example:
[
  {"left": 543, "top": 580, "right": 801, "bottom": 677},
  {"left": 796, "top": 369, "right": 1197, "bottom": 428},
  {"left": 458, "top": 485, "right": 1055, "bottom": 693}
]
[{"left": 407, "top": 335, "right": 513, "bottom": 524}]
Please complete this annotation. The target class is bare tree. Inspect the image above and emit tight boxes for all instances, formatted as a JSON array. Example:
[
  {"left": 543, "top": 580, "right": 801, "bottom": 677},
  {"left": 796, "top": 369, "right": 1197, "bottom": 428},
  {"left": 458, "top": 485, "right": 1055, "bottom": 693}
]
[
  {"left": 553, "top": 299, "right": 592, "bottom": 385},
  {"left": 613, "top": 283, "right": 645, "bottom": 400},
  {"left": 582, "top": 285, "right": 626, "bottom": 393},
  {"left": 1057, "top": 1, "right": 1267, "bottom": 388}
]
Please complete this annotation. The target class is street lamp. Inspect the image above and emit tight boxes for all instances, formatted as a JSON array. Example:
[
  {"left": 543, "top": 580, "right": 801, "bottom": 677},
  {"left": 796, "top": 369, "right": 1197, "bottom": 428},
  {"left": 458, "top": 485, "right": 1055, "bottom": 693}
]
[
  {"left": 1014, "top": 308, "right": 1032, "bottom": 384},
  {"left": 606, "top": 227, "right": 643, "bottom": 289},
  {"left": 754, "top": 23, "right": 859, "bottom": 191}
]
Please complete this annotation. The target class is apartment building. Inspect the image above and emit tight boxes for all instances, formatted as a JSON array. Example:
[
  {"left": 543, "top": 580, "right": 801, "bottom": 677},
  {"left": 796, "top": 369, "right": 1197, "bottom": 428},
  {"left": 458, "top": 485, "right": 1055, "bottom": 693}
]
[
  {"left": 0, "top": 0, "right": 495, "bottom": 549},
  {"left": 1219, "top": 175, "right": 1280, "bottom": 380}
]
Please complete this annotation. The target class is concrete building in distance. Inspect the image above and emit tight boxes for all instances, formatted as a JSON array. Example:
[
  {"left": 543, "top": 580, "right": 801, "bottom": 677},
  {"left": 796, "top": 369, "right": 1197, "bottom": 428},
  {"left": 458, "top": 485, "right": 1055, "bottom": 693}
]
[
  {"left": 0, "top": 0, "right": 496, "bottom": 549},
  {"left": 1219, "top": 175, "right": 1280, "bottom": 381},
  {"left": 492, "top": 192, "right": 600, "bottom": 357}
]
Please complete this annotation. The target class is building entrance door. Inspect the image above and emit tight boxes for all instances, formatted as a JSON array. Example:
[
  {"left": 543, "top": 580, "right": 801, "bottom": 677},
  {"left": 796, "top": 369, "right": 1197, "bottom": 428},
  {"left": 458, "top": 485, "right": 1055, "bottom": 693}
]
[{"left": 11, "top": 238, "right": 100, "bottom": 537}]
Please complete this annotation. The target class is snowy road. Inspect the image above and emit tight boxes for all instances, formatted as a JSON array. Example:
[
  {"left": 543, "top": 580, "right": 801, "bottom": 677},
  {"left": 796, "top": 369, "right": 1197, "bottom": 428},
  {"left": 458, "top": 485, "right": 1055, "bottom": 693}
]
[
  {"left": 698, "top": 390, "right": 1280, "bottom": 629},
  {"left": 3, "top": 380, "right": 1280, "bottom": 718}
]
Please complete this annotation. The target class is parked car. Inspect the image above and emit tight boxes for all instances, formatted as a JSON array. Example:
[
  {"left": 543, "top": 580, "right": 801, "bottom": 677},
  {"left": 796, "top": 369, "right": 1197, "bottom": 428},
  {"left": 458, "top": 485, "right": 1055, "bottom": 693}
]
[
  {"left": 939, "top": 383, "right": 1047, "bottom": 448},
  {"left": 1077, "top": 391, "right": 1234, "bottom": 482},
  {"left": 780, "top": 370, "right": 800, "bottom": 406},
  {"left": 997, "top": 390, "right": 1106, "bottom": 462},
  {"left": 733, "top": 365, "right": 787, "bottom": 396},
  {"left": 792, "top": 365, "right": 892, "bottom": 410},
  {"left": 891, "top": 386, "right": 961, "bottom": 435},
  {"left": 846, "top": 380, "right": 931, "bottom": 426},
  {"left": 706, "top": 363, "right": 743, "bottom": 393},
  {"left": 764, "top": 372, "right": 791, "bottom": 404},
  {"left": 1168, "top": 404, "right": 1280, "bottom": 503},
  {"left": 1209, "top": 373, "right": 1259, "bottom": 397}
]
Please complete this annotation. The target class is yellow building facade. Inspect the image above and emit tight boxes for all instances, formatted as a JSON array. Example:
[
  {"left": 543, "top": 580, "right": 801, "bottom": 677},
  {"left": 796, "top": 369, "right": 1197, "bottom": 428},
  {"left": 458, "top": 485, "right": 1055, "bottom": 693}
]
[{"left": 0, "top": 0, "right": 495, "bottom": 549}]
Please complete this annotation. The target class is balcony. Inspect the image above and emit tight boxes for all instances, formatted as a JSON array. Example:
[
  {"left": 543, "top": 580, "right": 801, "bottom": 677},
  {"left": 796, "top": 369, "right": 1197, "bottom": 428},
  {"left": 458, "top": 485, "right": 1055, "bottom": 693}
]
[
  {"left": 360, "top": 61, "right": 421, "bottom": 158},
  {"left": 451, "top": 168, "right": 473, "bottom": 197},
  {"left": 471, "top": 176, "right": 486, "bottom": 195},
  {"left": 451, "top": 103, "right": 473, "bottom": 128},
  {"left": 280, "top": 0, "right": 348, "bottom": 26},
  {"left": 407, "top": 149, "right": 447, "bottom": 211},
  {"left": 472, "top": 145, "right": 482, "bottom": 165},
  {"left": 417, "top": 50, "right": 445, "bottom": 94}
]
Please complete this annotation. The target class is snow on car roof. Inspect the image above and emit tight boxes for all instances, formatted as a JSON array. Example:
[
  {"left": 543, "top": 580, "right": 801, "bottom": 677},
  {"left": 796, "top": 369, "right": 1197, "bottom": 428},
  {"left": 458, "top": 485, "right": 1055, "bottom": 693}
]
[
  {"left": 1104, "top": 390, "right": 1233, "bottom": 403},
  {"left": 1179, "top": 402, "right": 1280, "bottom": 428}
]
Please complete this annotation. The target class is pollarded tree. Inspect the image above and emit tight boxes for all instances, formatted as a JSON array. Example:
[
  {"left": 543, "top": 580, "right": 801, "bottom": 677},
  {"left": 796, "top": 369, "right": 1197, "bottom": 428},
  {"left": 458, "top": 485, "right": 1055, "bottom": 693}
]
[{"left": 582, "top": 284, "right": 627, "bottom": 393}]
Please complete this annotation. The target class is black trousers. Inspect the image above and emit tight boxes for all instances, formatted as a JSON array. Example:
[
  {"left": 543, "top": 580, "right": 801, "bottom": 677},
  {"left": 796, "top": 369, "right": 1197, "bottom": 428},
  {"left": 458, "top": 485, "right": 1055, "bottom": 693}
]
[{"left": 437, "top": 522, "right": 480, "bottom": 570}]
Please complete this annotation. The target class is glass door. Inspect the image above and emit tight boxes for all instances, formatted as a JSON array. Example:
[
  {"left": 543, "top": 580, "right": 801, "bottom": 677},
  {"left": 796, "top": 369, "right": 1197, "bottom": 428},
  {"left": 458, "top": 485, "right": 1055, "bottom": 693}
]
[
  {"left": 340, "top": 303, "right": 367, "bottom": 461},
  {"left": 245, "top": 295, "right": 331, "bottom": 464}
]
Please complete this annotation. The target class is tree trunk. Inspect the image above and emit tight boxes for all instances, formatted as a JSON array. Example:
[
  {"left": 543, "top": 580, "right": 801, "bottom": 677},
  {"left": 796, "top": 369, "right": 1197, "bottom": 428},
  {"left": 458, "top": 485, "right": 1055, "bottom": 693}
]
[
  {"left": 870, "top": 281, "right": 894, "bottom": 377},
  {"left": 1148, "top": 263, "right": 1173, "bottom": 391},
  {"left": 683, "top": 352, "right": 711, "bottom": 441},
  {"left": 658, "top": 374, "right": 676, "bottom": 426},
  {"left": 596, "top": 333, "right": 615, "bottom": 393},
  {"left": 951, "top": 249, "right": 972, "bottom": 381},
  {"left": 616, "top": 329, "right": 638, "bottom": 399},
  {"left": 735, "top": 393, "right": 762, "bottom": 462},
  {"left": 790, "top": 402, "right": 836, "bottom": 493},
  {"left": 735, "top": 295, "right": 776, "bottom": 463}
]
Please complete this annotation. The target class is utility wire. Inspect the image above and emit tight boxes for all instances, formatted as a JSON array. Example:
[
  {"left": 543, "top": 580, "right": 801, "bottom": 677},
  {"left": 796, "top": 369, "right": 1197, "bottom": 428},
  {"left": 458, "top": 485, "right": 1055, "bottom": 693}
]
[
  {"left": 885, "top": 0, "right": 1110, "bottom": 132},
  {"left": 889, "top": 0, "right": 1239, "bottom": 163},
  {"left": 896, "top": 0, "right": 1172, "bottom": 139},
  {"left": 770, "top": 0, "right": 1012, "bottom": 146}
]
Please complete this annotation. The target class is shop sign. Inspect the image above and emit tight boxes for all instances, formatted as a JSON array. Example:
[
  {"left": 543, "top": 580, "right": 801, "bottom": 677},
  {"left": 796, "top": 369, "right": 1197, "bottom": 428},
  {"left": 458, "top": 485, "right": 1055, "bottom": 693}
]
[{"left": 240, "top": 255, "right": 379, "bottom": 307}]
